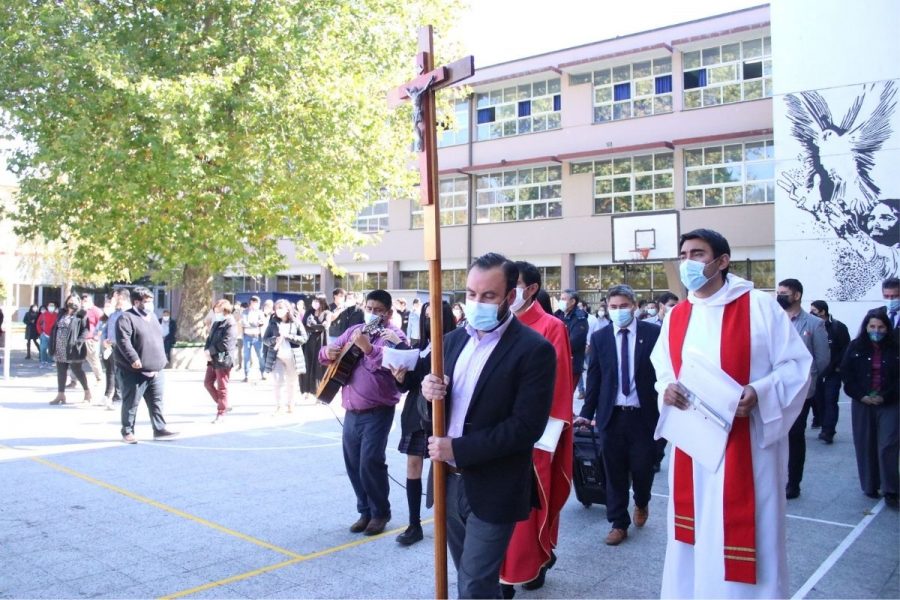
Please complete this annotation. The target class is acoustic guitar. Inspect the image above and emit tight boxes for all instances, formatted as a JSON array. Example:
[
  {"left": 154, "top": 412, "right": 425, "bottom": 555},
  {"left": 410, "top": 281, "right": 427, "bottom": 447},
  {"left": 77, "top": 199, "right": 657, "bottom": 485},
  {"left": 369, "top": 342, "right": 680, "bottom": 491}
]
[{"left": 315, "top": 322, "right": 385, "bottom": 404}]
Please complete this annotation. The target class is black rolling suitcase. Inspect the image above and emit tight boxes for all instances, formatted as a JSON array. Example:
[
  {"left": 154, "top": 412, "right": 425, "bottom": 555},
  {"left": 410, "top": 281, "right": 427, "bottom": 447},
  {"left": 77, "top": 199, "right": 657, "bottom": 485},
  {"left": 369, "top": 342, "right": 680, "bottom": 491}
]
[{"left": 572, "top": 427, "right": 606, "bottom": 507}]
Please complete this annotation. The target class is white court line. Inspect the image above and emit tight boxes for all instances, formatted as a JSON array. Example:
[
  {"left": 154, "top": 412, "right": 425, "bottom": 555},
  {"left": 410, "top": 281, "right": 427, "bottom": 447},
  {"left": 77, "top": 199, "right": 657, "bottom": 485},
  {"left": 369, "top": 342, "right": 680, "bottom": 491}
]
[
  {"left": 792, "top": 499, "right": 885, "bottom": 599},
  {"left": 650, "top": 491, "right": 854, "bottom": 528}
]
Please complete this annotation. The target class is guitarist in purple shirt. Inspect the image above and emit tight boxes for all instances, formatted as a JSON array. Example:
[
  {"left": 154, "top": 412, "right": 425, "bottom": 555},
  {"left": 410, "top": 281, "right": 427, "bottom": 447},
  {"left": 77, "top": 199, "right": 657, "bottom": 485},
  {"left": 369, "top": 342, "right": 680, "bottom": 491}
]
[{"left": 319, "top": 289, "right": 408, "bottom": 536}]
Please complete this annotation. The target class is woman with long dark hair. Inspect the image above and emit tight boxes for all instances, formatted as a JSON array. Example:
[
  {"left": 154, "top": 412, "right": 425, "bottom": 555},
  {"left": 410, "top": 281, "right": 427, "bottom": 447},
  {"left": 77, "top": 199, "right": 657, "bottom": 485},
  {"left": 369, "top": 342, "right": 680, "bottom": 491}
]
[
  {"left": 204, "top": 299, "right": 238, "bottom": 424},
  {"left": 840, "top": 311, "right": 899, "bottom": 508},
  {"left": 391, "top": 300, "right": 455, "bottom": 546},
  {"left": 48, "top": 294, "right": 91, "bottom": 405},
  {"left": 300, "top": 294, "right": 329, "bottom": 401},
  {"left": 262, "top": 299, "right": 308, "bottom": 413}
]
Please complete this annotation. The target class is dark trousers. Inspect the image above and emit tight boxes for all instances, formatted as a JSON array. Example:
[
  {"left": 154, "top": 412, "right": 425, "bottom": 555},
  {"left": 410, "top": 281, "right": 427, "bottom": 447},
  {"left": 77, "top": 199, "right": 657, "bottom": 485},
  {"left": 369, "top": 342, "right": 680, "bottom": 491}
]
[
  {"left": 788, "top": 396, "right": 814, "bottom": 487},
  {"left": 602, "top": 408, "right": 656, "bottom": 530},
  {"left": 446, "top": 473, "right": 516, "bottom": 599},
  {"left": 119, "top": 369, "right": 168, "bottom": 436},
  {"left": 26, "top": 337, "right": 38, "bottom": 358},
  {"left": 817, "top": 373, "right": 842, "bottom": 438},
  {"left": 103, "top": 354, "right": 120, "bottom": 400},
  {"left": 342, "top": 405, "right": 395, "bottom": 519},
  {"left": 204, "top": 365, "right": 230, "bottom": 415},
  {"left": 57, "top": 361, "right": 87, "bottom": 393},
  {"left": 851, "top": 400, "right": 899, "bottom": 497}
]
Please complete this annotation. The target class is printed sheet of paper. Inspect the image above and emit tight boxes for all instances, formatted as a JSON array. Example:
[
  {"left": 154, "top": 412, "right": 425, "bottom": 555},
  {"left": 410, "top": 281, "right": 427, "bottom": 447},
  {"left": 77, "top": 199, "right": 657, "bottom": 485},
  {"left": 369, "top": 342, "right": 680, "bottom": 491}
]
[
  {"left": 382, "top": 347, "right": 420, "bottom": 371},
  {"left": 654, "top": 349, "right": 744, "bottom": 473}
]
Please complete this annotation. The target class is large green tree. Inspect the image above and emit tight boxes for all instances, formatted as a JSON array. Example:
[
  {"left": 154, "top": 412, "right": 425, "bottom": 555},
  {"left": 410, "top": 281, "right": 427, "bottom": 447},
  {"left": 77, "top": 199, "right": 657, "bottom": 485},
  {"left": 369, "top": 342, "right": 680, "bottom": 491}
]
[{"left": 0, "top": 0, "right": 462, "bottom": 341}]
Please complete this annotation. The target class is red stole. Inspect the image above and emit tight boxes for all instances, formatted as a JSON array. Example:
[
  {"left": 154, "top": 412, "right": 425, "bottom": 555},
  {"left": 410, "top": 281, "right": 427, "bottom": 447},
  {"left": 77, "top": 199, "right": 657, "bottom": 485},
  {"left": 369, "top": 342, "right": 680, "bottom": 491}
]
[{"left": 668, "top": 292, "right": 756, "bottom": 585}]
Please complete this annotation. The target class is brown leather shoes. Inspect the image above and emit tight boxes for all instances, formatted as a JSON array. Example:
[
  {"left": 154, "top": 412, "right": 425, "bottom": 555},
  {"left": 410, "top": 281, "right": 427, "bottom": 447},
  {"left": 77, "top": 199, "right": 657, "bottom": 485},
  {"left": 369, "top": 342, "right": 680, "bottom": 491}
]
[
  {"left": 634, "top": 506, "right": 649, "bottom": 527},
  {"left": 349, "top": 516, "right": 370, "bottom": 533},
  {"left": 364, "top": 515, "right": 391, "bottom": 536},
  {"left": 605, "top": 528, "right": 628, "bottom": 546}
]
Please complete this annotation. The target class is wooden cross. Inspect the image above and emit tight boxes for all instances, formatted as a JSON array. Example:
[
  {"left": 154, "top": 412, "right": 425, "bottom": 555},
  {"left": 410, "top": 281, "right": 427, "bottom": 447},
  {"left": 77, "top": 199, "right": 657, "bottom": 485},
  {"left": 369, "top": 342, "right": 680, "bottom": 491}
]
[{"left": 388, "top": 26, "right": 473, "bottom": 600}]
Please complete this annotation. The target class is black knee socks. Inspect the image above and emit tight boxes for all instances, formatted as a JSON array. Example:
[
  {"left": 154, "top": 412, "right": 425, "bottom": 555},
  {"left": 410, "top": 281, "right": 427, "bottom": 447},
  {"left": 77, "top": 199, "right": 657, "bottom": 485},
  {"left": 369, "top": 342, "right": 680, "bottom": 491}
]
[{"left": 406, "top": 478, "right": 422, "bottom": 526}]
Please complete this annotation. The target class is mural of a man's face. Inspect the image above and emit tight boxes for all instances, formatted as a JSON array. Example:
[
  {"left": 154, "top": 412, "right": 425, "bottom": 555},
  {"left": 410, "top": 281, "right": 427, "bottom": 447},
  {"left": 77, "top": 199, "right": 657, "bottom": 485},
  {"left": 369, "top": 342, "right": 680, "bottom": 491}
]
[{"left": 865, "top": 201, "right": 900, "bottom": 241}]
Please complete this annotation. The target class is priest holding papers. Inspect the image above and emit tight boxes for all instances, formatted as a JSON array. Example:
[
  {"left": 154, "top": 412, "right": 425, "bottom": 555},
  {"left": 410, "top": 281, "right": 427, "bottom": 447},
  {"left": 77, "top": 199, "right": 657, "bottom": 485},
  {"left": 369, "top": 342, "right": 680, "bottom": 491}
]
[{"left": 651, "top": 229, "right": 812, "bottom": 599}]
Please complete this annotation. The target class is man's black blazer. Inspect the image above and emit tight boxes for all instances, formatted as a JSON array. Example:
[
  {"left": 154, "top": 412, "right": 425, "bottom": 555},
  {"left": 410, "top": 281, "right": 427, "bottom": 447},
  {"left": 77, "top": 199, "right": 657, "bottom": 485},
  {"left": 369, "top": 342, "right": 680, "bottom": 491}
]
[
  {"left": 579, "top": 320, "right": 660, "bottom": 440},
  {"left": 427, "top": 317, "right": 556, "bottom": 524}
]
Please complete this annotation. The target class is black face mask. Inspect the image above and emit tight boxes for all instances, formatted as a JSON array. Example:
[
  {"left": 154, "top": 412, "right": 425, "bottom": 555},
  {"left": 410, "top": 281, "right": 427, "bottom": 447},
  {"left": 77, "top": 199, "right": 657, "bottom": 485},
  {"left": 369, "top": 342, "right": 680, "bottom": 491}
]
[{"left": 776, "top": 294, "right": 792, "bottom": 309}]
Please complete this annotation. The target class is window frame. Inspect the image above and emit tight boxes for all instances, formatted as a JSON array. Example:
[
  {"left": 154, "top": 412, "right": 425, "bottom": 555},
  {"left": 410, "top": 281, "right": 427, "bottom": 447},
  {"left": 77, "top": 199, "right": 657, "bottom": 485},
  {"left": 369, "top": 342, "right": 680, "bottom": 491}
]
[
  {"left": 681, "top": 36, "right": 773, "bottom": 109},
  {"left": 475, "top": 78, "right": 562, "bottom": 141},
  {"left": 684, "top": 139, "right": 776, "bottom": 208},
  {"left": 474, "top": 165, "right": 563, "bottom": 224}
]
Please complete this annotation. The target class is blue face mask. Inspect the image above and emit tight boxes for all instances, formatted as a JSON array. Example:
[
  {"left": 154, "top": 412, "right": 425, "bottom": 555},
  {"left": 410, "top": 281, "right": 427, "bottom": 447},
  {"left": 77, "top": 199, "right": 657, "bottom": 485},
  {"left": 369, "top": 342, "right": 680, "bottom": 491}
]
[
  {"left": 680, "top": 259, "right": 714, "bottom": 292},
  {"left": 464, "top": 299, "right": 504, "bottom": 331},
  {"left": 607, "top": 308, "right": 634, "bottom": 328},
  {"left": 869, "top": 330, "right": 886, "bottom": 343},
  {"left": 886, "top": 298, "right": 900, "bottom": 312}
]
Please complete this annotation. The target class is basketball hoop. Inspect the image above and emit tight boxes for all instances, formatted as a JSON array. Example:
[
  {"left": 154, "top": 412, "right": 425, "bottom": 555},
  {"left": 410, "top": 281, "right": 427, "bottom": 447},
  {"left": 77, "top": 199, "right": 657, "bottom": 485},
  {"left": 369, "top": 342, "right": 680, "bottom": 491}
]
[{"left": 631, "top": 247, "right": 652, "bottom": 261}]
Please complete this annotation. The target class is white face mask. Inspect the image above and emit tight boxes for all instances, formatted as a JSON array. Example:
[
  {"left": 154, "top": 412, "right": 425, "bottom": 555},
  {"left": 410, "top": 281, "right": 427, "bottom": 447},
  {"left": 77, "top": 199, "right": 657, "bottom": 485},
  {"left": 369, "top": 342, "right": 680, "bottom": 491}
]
[
  {"left": 143, "top": 301, "right": 154, "bottom": 314},
  {"left": 646, "top": 308, "right": 658, "bottom": 317},
  {"left": 213, "top": 313, "right": 225, "bottom": 322},
  {"left": 364, "top": 311, "right": 381, "bottom": 326},
  {"left": 509, "top": 287, "right": 527, "bottom": 313},
  {"left": 597, "top": 309, "right": 606, "bottom": 319}
]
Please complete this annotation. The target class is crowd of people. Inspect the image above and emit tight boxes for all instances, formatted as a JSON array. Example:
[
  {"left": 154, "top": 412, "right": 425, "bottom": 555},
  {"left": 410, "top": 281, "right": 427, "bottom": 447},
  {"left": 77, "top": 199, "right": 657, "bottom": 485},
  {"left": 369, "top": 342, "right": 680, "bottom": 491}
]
[{"left": 14, "top": 229, "right": 899, "bottom": 599}]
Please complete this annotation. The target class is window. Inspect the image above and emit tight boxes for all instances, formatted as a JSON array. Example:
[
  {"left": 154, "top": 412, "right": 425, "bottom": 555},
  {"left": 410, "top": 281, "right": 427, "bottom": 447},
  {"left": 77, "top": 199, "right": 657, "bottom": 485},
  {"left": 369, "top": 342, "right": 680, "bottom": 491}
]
[
  {"left": 684, "top": 140, "right": 775, "bottom": 208},
  {"left": 221, "top": 276, "right": 267, "bottom": 293},
  {"left": 411, "top": 176, "right": 469, "bottom": 229},
  {"left": 572, "top": 152, "right": 674, "bottom": 214},
  {"left": 400, "top": 270, "right": 428, "bottom": 290},
  {"left": 576, "top": 263, "right": 672, "bottom": 306},
  {"left": 475, "top": 165, "right": 563, "bottom": 223},
  {"left": 578, "top": 57, "right": 673, "bottom": 123},
  {"left": 730, "top": 259, "right": 775, "bottom": 291},
  {"left": 682, "top": 36, "right": 772, "bottom": 109},
  {"left": 333, "top": 272, "right": 388, "bottom": 292},
  {"left": 354, "top": 199, "right": 389, "bottom": 233},
  {"left": 475, "top": 78, "right": 562, "bottom": 140},
  {"left": 276, "top": 274, "right": 321, "bottom": 293},
  {"left": 438, "top": 100, "right": 470, "bottom": 147},
  {"left": 537, "top": 267, "right": 562, "bottom": 297}
]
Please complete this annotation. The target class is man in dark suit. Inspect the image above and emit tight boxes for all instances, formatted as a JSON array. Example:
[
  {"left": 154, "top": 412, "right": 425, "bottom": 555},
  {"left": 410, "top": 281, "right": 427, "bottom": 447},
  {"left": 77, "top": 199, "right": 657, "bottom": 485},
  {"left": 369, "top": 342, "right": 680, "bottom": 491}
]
[
  {"left": 574, "top": 284, "right": 660, "bottom": 546},
  {"left": 879, "top": 277, "right": 900, "bottom": 332},
  {"left": 421, "top": 253, "right": 556, "bottom": 599},
  {"left": 560, "top": 289, "right": 589, "bottom": 388}
]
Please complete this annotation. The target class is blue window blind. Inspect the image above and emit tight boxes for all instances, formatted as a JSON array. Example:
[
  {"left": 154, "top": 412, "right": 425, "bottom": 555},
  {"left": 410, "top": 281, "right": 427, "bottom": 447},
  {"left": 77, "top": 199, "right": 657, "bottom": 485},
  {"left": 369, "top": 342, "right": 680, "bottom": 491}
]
[
  {"left": 518, "top": 100, "right": 531, "bottom": 117},
  {"left": 553, "top": 94, "right": 561, "bottom": 111},
  {"left": 655, "top": 75, "right": 673, "bottom": 94},
  {"left": 613, "top": 83, "right": 631, "bottom": 101},
  {"left": 477, "top": 107, "right": 496, "bottom": 124}
]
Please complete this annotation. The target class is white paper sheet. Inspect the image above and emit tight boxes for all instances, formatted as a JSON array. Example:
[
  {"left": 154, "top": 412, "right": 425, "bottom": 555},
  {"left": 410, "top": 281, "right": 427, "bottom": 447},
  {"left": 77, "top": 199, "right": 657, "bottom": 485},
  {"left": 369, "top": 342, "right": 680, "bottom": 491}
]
[
  {"left": 654, "top": 349, "right": 744, "bottom": 473},
  {"left": 382, "top": 347, "right": 420, "bottom": 371}
]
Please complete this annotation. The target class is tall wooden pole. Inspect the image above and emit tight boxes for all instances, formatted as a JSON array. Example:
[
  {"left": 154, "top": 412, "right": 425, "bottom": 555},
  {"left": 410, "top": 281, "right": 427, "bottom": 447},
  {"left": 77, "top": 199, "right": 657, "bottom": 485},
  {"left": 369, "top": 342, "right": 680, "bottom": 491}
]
[{"left": 388, "top": 26, "right": 472, "bottom": 599}]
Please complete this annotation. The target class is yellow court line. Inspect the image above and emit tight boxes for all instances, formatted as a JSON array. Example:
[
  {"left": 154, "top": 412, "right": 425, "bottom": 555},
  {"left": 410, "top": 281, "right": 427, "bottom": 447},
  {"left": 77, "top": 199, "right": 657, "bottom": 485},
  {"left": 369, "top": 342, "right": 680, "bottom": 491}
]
[
  {"left": 28, "top": 455, "right": 303, "bottom": 559},
  {"left": 160, "top": 518, "right": 435, "bottom": 600}
]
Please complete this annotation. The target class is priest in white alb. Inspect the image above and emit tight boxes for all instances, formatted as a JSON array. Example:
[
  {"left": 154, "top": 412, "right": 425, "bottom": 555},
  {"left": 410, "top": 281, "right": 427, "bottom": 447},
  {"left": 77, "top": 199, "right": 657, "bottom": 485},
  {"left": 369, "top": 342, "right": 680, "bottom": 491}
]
[{"left": 651, "top": 228, "right": 812, "bottom": 599}]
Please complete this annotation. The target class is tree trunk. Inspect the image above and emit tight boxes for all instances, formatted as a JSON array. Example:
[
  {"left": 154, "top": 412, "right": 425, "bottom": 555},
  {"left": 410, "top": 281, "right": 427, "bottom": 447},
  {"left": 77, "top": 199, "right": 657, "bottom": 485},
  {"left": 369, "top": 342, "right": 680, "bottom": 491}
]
[{"left": 176, "top": 264, "right": 214, "bottom": 343}]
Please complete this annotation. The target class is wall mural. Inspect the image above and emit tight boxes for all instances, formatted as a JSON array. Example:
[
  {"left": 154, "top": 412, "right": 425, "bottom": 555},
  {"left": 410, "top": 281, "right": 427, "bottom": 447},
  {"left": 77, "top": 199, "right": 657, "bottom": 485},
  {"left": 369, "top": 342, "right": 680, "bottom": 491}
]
[{"left": 777, "top": 80, "right": 899, "bottom": 300}]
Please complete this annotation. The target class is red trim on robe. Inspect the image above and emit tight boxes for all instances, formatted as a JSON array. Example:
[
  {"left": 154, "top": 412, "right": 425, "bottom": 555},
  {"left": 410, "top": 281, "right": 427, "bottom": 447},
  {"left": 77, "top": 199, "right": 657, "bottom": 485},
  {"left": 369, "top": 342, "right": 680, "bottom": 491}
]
[{"left": 667, "top": 292, "right": 757, "bottom": 585}]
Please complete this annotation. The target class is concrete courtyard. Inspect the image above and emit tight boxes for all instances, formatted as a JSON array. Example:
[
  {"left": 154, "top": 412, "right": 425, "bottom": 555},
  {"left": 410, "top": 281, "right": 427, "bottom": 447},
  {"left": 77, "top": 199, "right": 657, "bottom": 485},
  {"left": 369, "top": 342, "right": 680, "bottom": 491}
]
[{"left": 0, "top": 345, "right": 897, "bottom": 599}]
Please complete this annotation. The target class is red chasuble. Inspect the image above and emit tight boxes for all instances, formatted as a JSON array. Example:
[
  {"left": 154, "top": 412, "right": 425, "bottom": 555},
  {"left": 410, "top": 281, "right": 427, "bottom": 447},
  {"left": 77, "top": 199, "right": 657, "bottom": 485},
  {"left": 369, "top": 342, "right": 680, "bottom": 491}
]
[
  {"left": 500, "top": 301, "right": 574, "bottom": 585},
  {"left": 668, "top": 292, "right": 757, "bottom": 584}
]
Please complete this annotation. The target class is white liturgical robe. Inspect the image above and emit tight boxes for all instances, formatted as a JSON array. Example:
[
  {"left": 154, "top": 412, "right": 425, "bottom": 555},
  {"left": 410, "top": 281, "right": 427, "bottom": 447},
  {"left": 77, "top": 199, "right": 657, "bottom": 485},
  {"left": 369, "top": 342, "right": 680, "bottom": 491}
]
[{"left": 651, "top": 274, "right": 812, "bottom": 599}]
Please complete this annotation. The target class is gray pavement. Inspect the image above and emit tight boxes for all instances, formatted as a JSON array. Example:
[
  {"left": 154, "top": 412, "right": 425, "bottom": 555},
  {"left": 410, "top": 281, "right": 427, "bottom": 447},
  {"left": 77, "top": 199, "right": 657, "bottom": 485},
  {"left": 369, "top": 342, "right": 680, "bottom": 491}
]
[{"left": 0, "top": 344, "right": 897, "bottom": 599}]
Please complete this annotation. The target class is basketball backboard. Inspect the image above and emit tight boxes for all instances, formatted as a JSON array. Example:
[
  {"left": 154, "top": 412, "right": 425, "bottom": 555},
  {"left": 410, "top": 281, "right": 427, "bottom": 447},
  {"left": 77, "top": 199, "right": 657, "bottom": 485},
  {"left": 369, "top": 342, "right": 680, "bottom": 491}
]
[{"left": 611, "top": 212, "right": 680, "bottom": 262}]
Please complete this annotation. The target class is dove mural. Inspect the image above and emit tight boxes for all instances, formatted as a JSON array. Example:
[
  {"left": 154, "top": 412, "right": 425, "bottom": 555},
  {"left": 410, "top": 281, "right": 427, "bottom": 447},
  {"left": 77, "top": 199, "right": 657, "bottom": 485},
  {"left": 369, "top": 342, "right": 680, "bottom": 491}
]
[{"left": 778, "top": 80, "right": 900, "bottom": 300}]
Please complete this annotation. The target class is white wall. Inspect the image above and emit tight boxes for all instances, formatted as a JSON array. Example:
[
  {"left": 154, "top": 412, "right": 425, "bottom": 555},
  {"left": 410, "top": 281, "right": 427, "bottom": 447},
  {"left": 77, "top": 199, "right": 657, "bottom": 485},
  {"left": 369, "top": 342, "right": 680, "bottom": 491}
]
[{"left": 772, "top": 0, "right": 900, "bottom": 332}]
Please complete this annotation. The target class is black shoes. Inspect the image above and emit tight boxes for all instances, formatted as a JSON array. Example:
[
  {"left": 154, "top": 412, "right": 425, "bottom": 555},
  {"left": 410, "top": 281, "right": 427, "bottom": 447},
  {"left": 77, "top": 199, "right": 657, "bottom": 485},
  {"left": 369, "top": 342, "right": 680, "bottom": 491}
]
[
  {"left": 885, "top": 495, "right": 899, "bottom": 509},
  {"left": 153, "top": 430, "right": 179, "bottom": 441},
  {"left": 500, "top": 584, "right": 516, "bottom": 599},
  {"left": 786, "top": 483, "right": 801, "bottom": 499},
  {"left": 122, "top": 433, "right": 137, "bottom": 444},
  {"left": 396, "top": 524, "right": 424, "bottom": 546},
  {"left": 522, "top": 551, "right": 557, "bottom": 591},
  {"left": 349, "top": 516, "right": 370, "bottom": 533},
  {"left": 818, "top": 432, "right": 834, "bottom": 444}
]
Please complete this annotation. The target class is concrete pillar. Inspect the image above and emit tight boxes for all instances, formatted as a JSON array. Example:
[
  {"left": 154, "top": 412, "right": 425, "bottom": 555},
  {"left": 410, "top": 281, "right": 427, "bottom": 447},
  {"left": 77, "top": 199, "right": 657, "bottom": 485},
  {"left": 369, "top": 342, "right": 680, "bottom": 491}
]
[
  {"left": 386, "top": 260, "right": 400, "bottom": 290},
  {"left": 320, "top": 266, "right": 335, "bottom": 295},
  {"left": 560, "top": 253, "right": 576, "bottom": 291}
]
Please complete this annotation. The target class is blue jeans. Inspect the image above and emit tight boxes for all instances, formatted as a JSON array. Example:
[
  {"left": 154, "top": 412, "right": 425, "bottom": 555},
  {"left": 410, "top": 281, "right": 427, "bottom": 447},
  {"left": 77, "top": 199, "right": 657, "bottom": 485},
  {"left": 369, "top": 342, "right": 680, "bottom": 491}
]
[
  {"left": 243, "top": 334, "right": 263, "bottom": 377},
  {"left": 39, "top": 334, "right": 51, "bottom": 365},
  {"left": 342, "top": 405, "right": 395, "bottom": 519}
]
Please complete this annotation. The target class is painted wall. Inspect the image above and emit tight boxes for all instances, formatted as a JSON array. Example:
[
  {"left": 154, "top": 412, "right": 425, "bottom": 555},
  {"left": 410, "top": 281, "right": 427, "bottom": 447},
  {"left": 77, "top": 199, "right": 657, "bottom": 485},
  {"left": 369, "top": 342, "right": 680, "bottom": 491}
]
[{"left": 772, "top": 0, "right": 900, "bottom": 332}]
